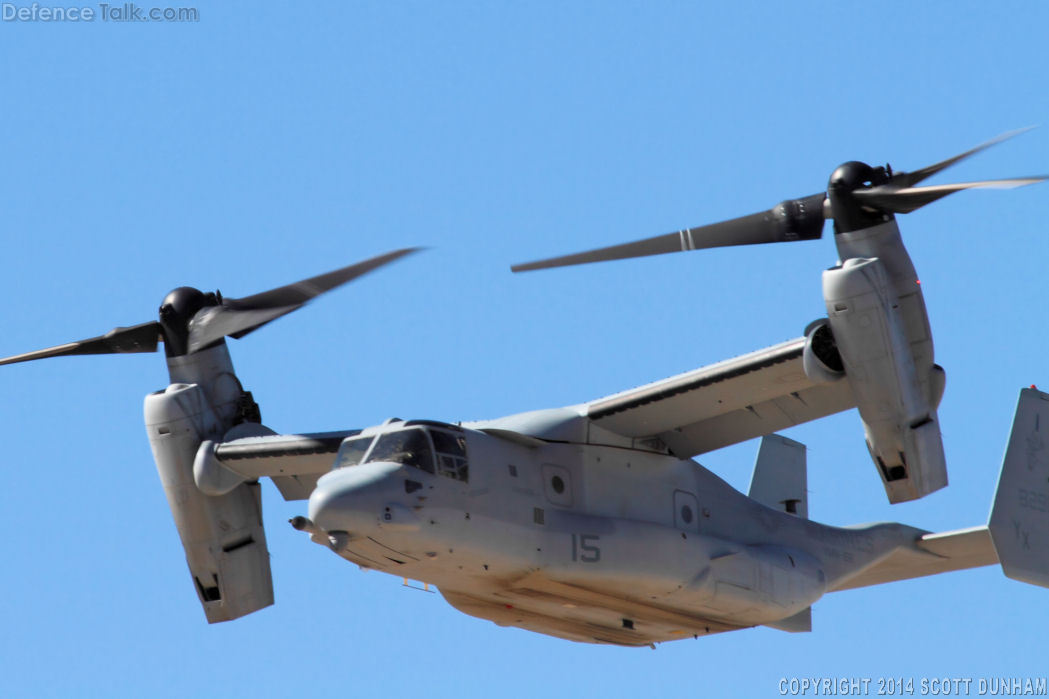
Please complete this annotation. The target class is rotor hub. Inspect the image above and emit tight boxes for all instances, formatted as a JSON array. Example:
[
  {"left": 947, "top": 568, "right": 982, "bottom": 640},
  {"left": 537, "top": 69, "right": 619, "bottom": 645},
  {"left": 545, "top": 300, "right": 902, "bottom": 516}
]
[
  {"left": 828, "top": 161, "right": 893, "bottom": 234},
  {"left": 159, "top": 287, "right": 221, "bottom": 357}
]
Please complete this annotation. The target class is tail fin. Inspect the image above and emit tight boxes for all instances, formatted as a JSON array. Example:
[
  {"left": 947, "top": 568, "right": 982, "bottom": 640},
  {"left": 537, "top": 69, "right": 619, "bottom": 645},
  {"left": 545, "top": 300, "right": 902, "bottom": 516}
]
[
  {"left": 749, "top": 434, "right": 808, "bottom": 518},
  {"left": 751, "top": 435, "right": 814, "bottom": 633},
  {"left": 988, "top": 387, "right": 1049, "bottom": 587}
]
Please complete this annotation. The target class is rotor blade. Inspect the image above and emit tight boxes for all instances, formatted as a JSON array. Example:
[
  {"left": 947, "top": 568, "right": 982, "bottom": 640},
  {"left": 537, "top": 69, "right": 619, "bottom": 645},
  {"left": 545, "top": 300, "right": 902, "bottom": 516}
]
[
  {"left": 186, "top": 248, "right": 419, "bottom": 353},
  {"left": 225, "top": 248, "right": 420, "bottom": 311},
  {"left": 0, "top": 321, "right": 161, "bottom": 367},
  {"left": 892, "top": 127, "right": 1035, "bottom": 188},
  {"left": 511, "top": 194, "right": 826, "bottom": 273},
  {"left": 854, "top": 176, "right": 1047, "bottom": 214},
  {"left": 187, "top": 305, "right": 299, "bottom": 352}
]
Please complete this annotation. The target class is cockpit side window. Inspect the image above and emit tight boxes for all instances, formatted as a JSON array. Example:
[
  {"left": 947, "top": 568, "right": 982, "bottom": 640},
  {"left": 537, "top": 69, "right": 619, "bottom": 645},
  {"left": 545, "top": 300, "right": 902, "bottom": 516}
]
[
  {"left": 431, "top": 430, "right": 469, "bottom": 482},
  {"left": 334, "top": 436, "right": 373, "bottom": 470},
  {"left": 367, "top": 429, "right": 436, "bottom": 474}
]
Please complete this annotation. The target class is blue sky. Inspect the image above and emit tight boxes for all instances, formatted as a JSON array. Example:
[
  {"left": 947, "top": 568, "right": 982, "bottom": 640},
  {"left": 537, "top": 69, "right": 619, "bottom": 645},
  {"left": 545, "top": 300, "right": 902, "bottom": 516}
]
[{"left": 2, "top": 2, "right": 1048, "bottom": 697}]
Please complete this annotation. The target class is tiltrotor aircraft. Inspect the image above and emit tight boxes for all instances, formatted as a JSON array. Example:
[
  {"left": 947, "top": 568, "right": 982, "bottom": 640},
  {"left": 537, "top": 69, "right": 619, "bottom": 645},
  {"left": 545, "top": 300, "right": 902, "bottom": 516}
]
[{"left": 4, "top": 132, "right": 1049, "bottom": 646}]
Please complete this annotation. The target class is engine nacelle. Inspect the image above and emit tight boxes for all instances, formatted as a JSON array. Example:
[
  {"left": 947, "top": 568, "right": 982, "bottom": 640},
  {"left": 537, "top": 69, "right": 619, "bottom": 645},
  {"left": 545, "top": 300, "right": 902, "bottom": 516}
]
[
  {"left": 822, "top": 254, "right": 947, "bottom": 503},
  {"left": 144, "top": 381, "right": 274, "bottom": 623},
  {"left": 802, "top": 319, "right": 845, "bottom": 384},
  {"left": 193, "top": 423, "right": 279, "bottom": 497}
]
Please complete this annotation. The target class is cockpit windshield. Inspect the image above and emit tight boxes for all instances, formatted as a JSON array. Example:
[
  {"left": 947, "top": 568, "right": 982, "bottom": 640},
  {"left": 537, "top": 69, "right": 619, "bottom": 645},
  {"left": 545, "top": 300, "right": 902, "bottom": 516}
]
[
  {"left": 366, "top": 429, "right": 435, "bottom": 473},
  {"left": 333, "top": 426, "right": 469, "bottom": 482},
  {"left": 334, "top": 436, "right": 373, "bottom": 469}
]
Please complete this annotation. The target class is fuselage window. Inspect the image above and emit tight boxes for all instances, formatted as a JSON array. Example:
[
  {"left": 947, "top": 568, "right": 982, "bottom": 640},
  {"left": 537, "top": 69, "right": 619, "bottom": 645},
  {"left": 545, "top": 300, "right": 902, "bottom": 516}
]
[
  {"left": 367, "top": 429, "right": 436, "bottom": 474},
  {"left": 334, "top": 436, "right": 373, "bottom": 470},
  {"left": 431, "top": 430, "right": 469, "bottom": 482}
]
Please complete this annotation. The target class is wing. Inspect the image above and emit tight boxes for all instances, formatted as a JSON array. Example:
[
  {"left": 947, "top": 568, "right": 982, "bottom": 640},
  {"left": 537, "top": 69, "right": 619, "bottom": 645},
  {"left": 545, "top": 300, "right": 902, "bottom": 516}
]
[
  {"left": 831, "top": 526, "right": 998, "bottom": 591},
  {"left": 586, "top": 338, "right": 855, "bottom": 457},
  {"left": 209, "top": 430, "right": 357, "bottom": 500}
]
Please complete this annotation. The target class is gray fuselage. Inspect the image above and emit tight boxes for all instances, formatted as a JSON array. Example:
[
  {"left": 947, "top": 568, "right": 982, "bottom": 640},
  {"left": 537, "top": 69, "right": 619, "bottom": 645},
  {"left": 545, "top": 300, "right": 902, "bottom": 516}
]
[{"left": 307, "top": 420, "right": 916, "bottom": 646}]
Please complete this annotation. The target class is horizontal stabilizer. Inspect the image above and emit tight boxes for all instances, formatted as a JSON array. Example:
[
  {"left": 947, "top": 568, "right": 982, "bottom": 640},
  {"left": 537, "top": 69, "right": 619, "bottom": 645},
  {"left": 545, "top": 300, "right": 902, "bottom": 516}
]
[{"left": 831, "top": 526, "right": 997, "bottom": 591}]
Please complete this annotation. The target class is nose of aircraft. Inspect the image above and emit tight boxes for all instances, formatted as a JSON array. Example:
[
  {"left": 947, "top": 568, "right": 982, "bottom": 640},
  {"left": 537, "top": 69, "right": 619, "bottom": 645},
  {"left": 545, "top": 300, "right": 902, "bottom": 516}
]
[{"left": 308, "top": 461, "right": 403, "bottom": 533}]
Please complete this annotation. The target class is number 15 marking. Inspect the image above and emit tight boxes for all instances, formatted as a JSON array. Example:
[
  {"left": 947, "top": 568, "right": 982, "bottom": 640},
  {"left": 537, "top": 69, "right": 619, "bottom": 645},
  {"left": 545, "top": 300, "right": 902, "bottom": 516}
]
[{"left": 571, "top": 534, "right": 601, "bottom": 563}]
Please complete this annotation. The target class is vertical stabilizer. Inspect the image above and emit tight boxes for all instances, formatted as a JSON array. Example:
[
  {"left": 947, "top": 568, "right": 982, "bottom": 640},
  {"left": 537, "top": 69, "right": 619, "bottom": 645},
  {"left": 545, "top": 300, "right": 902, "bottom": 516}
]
[
  {"left": 749, "top": 434, "right": 808, "bottom": 519},
  {"left": 989, "top": 388, "right": 1049, "bottom": 587}
]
